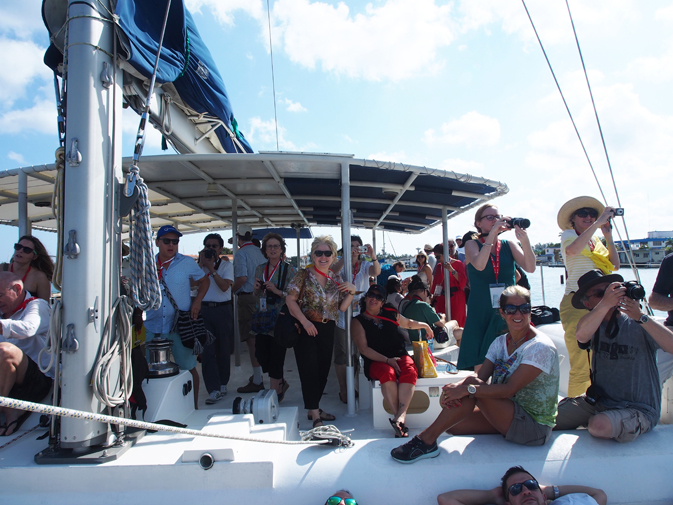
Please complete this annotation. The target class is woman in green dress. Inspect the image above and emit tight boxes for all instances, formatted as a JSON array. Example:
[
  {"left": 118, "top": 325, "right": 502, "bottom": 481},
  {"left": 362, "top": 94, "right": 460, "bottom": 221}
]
[{"left": 457, "top": 204, "right": 536, "bottom": 371}]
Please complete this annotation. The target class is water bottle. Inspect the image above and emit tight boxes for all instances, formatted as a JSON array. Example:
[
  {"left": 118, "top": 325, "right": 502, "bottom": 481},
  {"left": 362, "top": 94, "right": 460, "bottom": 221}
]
[{"left": 427, "top": 338, "right": 434, "bottom": 354}]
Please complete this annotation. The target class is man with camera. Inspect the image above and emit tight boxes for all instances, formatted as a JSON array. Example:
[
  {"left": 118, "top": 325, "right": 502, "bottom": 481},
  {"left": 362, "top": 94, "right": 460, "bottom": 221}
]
[
  {"left": 198, "top": 233, "right": 234, "bottom": 404},
  {"left": 554, "top": 270, "right": 673, "bottom": 442},
  {"left": 649, "top": 251, "right": 673, "bottom": 385}
]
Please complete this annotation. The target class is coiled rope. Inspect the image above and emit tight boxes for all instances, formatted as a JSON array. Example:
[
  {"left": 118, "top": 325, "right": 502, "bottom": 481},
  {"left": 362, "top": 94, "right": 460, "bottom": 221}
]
[{"left": 0, "top": 397, "right": 352, "bottom": 447}]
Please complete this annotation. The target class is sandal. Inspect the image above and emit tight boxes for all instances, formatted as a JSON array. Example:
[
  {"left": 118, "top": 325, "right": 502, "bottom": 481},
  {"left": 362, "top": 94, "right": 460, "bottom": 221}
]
[
  {"left": 277, "top": 380, "right": 290, "bottom": 403},
  {"left": 1, "top": 411, "right": 31, "bottom": 437},
  {"left": 306, "top": 409, "right": 336, "bottom": 421},
  {"left": 312, "top": 418, "right": 324, "bottom": 428},
  {"left": 389, "top": 418, "right": 409, "bottom": 438},
  {"left": 399, "top": 421, "right": 409, "bottom": 437}
]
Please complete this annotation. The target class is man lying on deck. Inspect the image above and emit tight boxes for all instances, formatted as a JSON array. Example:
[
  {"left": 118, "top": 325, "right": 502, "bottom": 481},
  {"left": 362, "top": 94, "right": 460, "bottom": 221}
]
[
  {"left": 437, "top": 465, "right": 607, "bottom": 505},
  {"left": 0, "top": 272, "right": 53, "bottom": 436}
]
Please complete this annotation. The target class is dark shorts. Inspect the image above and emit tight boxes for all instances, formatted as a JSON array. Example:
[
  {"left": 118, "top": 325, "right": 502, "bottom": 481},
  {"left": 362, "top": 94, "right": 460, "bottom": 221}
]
[
  {"left": 9, "top": 356, "right": 53, "bottom": 403},
  {"left": 505, "top": 402, "right": 553, "bottom": 446}
]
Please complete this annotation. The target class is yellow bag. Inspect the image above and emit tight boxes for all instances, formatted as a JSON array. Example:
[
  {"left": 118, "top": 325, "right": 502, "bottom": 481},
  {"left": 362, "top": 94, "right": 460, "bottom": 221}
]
[{"left": 412, "top": 341, "right": 437, "bottom": 378}]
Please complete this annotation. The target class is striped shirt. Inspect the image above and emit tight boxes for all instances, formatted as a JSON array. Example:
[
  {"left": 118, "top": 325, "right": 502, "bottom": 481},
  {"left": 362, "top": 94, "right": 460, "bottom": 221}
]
[{"left": 561, "top": 229, "right": 599, "bottom": 295}]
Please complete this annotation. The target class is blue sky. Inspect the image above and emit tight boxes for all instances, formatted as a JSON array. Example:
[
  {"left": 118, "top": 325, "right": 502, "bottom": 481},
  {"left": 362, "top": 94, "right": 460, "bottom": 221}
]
[{"left": 1, "top": 0, "right": 672, "bottom": 262}]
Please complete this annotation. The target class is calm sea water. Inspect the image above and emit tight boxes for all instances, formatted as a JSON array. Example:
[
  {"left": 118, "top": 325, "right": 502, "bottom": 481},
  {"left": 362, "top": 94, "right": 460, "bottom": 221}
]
[{"left": 402, "top": 265, "right": 667, "bottom": 318}]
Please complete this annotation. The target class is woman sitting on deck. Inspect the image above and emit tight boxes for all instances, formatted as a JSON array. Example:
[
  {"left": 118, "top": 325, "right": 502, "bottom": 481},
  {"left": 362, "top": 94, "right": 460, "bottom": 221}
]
[
  {"left": 351, "top": 284, "right": 435, "bottom": 438},
  {"left": 391, "top": 286, "right": 559, "bottom": 463},
  {"left": 1, "top": 235, "right": 54, "bottom": 301}
]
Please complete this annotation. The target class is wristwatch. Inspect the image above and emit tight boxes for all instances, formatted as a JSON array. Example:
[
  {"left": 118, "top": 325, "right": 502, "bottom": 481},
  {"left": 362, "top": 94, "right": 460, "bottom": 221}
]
[
  {"left": 637, "top": 314, "right": 649, "bottom": 324},
  {"left": 553, "top": 486, "right": 560, "bottom": 500},
  {"left": 467, "top": 384, "right": 477, "bottom": 396}
]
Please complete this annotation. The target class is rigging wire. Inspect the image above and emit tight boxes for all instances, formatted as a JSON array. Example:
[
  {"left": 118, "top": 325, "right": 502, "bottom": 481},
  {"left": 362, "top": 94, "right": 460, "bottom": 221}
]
[{"left": 267, "top": 0, "right": 280, "bottom": 151}]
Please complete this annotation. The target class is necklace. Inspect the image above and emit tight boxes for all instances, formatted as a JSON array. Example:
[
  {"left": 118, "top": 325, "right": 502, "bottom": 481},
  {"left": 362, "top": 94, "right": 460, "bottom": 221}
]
[{"left": 507, "top": 328, "right": 531, "bottom": 351}]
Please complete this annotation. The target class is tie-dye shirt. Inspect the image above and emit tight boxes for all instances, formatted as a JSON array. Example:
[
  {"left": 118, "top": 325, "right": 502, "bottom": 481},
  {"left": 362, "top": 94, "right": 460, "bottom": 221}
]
[{"left": 485, "top": 330, "right": 560, "bottom": 427}]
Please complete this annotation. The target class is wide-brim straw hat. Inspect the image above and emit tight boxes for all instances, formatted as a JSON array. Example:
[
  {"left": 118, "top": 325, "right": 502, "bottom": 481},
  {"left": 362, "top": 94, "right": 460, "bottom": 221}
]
[{"left": 557, "top": 196, "right": 605, "bottom": 230}]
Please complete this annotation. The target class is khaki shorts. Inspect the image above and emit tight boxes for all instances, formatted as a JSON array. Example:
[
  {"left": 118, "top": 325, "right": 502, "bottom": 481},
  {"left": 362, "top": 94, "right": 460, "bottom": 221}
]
[
  {"left": 237, "top": 293, "right": 258, "bottom": 342},
  {"left": 556, "top": 395, "right": 652, "bottom": 443},
  {"left": 505, "top": 402, "right": 553, "bottom": 446}
]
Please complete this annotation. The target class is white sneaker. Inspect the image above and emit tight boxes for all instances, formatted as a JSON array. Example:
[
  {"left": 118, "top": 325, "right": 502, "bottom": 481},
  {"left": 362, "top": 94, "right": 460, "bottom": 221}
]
[
  {"left": 220, "top": 385, "right": 228, "bottom": 396},
  {"left": 205, "top": 390, "right": 222, "bottom": 405}
]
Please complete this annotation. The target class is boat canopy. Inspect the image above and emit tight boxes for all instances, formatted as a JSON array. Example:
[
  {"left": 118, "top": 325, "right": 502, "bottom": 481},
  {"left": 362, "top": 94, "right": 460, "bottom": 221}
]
[
  {"left": 0, "top": 153, "right": 508, "bottom": 235},
  {"left": 41, "top": 0, "right": 253, "bottom": 154}
]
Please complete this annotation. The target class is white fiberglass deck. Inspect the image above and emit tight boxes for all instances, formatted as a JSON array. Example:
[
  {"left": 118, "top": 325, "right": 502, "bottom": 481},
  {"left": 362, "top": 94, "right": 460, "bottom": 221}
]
[{"left": 2, "top": 322, "right": 673, "bottom": 505}]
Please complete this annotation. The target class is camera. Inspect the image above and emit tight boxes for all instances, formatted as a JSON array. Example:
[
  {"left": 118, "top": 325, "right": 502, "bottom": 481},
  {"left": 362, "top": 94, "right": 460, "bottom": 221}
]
[
  {"left": 505, "top": 217, "right": 531, "bottom": 229},
  {"left": 621, "top": 280, "right": 645, "bottom": 301},
  {"left": 203, "top": 248, "right": 216, "bottom": 259},
  {"left": 614, "top": 208, "right": 624, "bottom": 217},
  {"left": 584, "top": 384, "right": 605, "bottom": 406},
  {"left": 357, "top": 245, "right": 368, "bottom": 253}
]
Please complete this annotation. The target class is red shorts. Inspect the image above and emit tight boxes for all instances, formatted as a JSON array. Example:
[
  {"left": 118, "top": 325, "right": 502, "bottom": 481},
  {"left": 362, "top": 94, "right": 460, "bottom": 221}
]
[{"left": 369, "top": 355, "right": 417, "bottom": 385}]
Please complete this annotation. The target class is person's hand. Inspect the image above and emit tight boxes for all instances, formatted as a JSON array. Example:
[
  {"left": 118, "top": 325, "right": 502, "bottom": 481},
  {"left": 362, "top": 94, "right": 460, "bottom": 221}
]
[
  {"left": 424, "top": 326, "right": 434, "bottom": 340},
  {"left": 597, "top": 206, "right": 616, "bottom": 227},
  {"left": 339, "top": 281, "right": 356, "bottom": 295},
  {"left": 365, "top": 244, "right": 375, "bottom": 259},
  {"left": 440, "top": 383, "right": 468, "bottom": 407},
  {"left": 254, "top": 278, "right": 263, "bottom": 291},
  {"left": 302, "top": 320, "right": 318, "bottom": 337},
  {"left": 598, "top": 281, "right": 626, "bottom": 309},
  {"left": 263, "top": 280, "right": 280, "bottom": 294},
  {"left": 386, "top": 356, "right": 401, "bottom": 376},
  {"left": 190, "top": 300, "right": 201, "bottom": 320},
  {"left": 490, "top": 216, "right": 510, "bottom": 237},
  {"left": 617, "top": 296, "right": 643, "bottom": 320},
  {"left": 490, "top": 486, "right": 506, "bottom": 505},
  {"left": 600, "top": 220, "right": 613, "bottom": 237},
  {"left": 513, "top": 224, "right": 530, "bottom": 244}
]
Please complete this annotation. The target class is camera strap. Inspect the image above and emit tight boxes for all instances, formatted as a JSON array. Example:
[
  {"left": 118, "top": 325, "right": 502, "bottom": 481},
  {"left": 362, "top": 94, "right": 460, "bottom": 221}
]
[{"left": 586, "top": 310, "right": 620, "bottom": 388}]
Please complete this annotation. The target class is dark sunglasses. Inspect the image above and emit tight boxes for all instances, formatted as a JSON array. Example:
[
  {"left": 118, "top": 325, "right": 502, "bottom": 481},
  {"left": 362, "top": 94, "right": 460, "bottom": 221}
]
[
  {"left": 161, "top": 238, "right": 179, "bottom": 245},
  {"left": 14, "top": 243, "right": 35, "bottom": 254},
  {"left": 314, "top": 250, "right": 333, "bottom": 257},
  {"left": 508, "top": 479, "right": 540, "bottom": 498},
  {"left": 204, "top": 244, "right": 219, "bottom": 249},
  {"left": 326, "top": 497, "right": 357, "bottom": 505},
  {"left": 366, "top": 292, "right": 384, "bottom": 301},
  {"left": 501, "top": 303, "right": 532, "bottom": 315},
  {"left": 586, "top": 288, "right": 606, "bottom": 300},
  {"left": 574, "top": 208, "right": 598, "bottom": 219}
]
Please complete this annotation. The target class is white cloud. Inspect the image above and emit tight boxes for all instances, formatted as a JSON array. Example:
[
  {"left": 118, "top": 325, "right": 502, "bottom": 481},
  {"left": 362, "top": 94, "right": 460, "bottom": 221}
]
[
  {"left": 423, "top": 111, "right": 501, "bottom": 147},
  {"left": 439, "top": 158, "right": 485, "bottom": 174},
  {"left": 247, "top": 116, "right": 297, "bottom": 151},
  {"left": 367, "top": 151, "right": 411, "bottom": 163},
  {"left": 0, "top": 38, "right": 51, "bottom": 107},
  {"left": 7, "top": 152, "right": 26, "bottom": 165},
  {"left": 282, "top": 98, "right": 307, "bottom": 112},
  {"left": 271, "top": 0, "right": 455, "bottom": 81},
  {"left": 626, "top": 42, "right": 673, "bottom": 83},
  {"left": 0, "top": 98, "right": 55, "bottom": 135},
  {"left": 185, "top": 0, "right": 264, "bottom": 26},
  {"left": 122, "top": 108, "right": 164, "bottom": 152},
  {"left": 0, "top": 0, "right": 44, "bottom": 39},
  {"left": 655, "top": 4, "right": 673, "bottom": 21}
]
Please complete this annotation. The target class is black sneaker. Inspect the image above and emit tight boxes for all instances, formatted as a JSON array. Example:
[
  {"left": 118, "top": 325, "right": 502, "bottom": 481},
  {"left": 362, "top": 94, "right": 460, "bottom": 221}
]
[{"left": 391, "top": 435, "right": 439, "bottom": 463}]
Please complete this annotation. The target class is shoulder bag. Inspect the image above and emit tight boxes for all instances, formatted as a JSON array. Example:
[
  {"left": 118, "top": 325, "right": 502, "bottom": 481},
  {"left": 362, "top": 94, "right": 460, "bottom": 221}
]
[{"left": 273, "top": 269, "right": 306, "bottom": 348}]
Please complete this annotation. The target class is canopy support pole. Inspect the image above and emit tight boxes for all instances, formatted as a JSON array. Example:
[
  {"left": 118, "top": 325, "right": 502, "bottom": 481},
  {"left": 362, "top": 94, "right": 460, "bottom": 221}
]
[
  {"left": 232, "top": 200, "right": 241, "bottom": 369},
  {"left": 18, "top": 170, "right": 29, "bottom": 237},
  {"left": 442, "top": 206, "right": 452, "bottom": 320},
  {"left": 341, "top": 161, "right": 356, "bottom": 417}
]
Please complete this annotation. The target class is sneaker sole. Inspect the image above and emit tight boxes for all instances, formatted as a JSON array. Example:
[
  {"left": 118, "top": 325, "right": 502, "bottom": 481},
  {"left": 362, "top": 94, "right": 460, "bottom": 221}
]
[{"left": 391, "top": 448, "right": 440, "bottom": 464}]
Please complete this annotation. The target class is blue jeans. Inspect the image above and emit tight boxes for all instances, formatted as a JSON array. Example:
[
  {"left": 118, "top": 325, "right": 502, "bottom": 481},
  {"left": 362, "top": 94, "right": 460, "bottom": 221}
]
[{"left": 201, "top": 303, "right": 233, "bottom": 393}]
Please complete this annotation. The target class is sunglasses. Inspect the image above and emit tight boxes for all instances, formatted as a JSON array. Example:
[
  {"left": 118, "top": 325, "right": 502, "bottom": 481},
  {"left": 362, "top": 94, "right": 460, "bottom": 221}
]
[
  {"left": 366, "top": 293, "right": 384, "bottom": 301},
  {"left": 161, "top": 238, "right": 179, "bottom": 245},
  {"left": 314, "top": 250, "right": 333, "bottom": 257},
  {"left": 204, "top": 244, "right": 219, "bottom": 249},
  {"left": 501, "top": 303, "right": 532, "bottom": 315},
  {"left": 574, "top": 208, "right": 598, "bottom": 219},
  {"left": 586, "top": 288, "right": 606, "bottom": 300},
  {"left": 326, "top": 497, "right": 357, "bottom": 505},
  {"left": 14, "top": 243, "right": 35, "bottom": 254},
  {"left": 508, "top": 479, "right": 540, "bottom": 498}
]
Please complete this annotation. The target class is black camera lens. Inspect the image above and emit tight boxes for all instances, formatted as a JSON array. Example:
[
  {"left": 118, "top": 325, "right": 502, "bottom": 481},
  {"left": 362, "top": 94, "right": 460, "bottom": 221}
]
[
  {"left": 506, "top": 217, "right": 531, "bottom": 229},
  {"left": 622, "top": 281, "right": 645, "bottom": 301},
  {"left": 204, "top": 248, "right": 216, "bottom": 259}
]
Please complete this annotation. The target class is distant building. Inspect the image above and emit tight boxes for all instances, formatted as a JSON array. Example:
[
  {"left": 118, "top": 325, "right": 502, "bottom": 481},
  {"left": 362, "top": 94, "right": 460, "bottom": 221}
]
[
  {"left": 617, "top": 231, "right": 673, "bottom": 266},
  {"left": 537, "top": 247, "right": 561, "bottom": 265}
]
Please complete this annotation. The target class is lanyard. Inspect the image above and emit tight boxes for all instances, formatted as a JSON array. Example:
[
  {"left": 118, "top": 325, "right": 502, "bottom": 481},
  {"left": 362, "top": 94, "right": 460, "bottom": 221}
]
[
  {"left": 10, "top": 264, "right": 31, "bottom": 283},
  {"left": 239, "top": 242, "right": 254, "bottom": 250},
  {"left": 313, "top": 267, "right": 340, "bottom": 285},
  {"left": 263, "top": 260, "right": 280, "bottom": 283},
  {"left": 157, "top": 256, "right": 175, "bottom": 280},
  {"left": 481, "top": 238, "right": 501, "bottom": 282},
  {"left": 352, "top": 260, "right": 360, "bottom": 283},
  {"left": 9, "top": 296, "right": 38, "bottom": 317},
  {"left": 411, "top": 295, "right": 424, "bottom": 302},
  {"left": 364, "top": 310, "right": 399, "bottom": 326}
]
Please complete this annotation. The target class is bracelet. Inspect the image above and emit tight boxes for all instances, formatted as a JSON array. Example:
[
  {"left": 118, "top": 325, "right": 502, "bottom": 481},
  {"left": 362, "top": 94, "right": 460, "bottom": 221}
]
[
  {"left": 483, "top": 243, "right": 493, "bottom": 247},
  {"left": 372, "top": 258, "right": 378, "bottom": 261}
]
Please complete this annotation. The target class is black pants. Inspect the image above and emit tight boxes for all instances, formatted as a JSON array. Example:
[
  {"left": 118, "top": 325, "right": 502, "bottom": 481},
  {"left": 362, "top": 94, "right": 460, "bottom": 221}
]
[
  {"left": 294, "top": 320, "right": 335, "bottom": 410},
  {"left": 255, "top": 333, "right": 288, "bottom": 380},
  {"left": 201, "top": 303, "right": 233, "bottom": 393}
]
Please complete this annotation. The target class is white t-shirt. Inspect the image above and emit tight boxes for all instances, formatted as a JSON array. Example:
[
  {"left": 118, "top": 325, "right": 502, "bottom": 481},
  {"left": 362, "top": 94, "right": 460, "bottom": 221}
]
[
  {"left": 202, "top": 258, "right": 235, "bottom": 302},
  {"left": 553, "top": 494, "right": 599, "bottom": 505}
]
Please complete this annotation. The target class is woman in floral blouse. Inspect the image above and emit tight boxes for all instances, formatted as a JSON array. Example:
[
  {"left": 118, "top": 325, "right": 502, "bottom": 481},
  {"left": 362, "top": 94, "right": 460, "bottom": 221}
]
[{"left": 285, "top": 235, "right": 356, "bottom": 427}]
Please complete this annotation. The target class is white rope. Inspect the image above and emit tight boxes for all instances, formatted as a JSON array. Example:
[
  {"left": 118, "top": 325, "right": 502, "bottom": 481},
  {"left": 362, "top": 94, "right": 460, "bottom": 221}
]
[
  {"left": 0, "top": 397, "right": 348, "bottom": 447},
  {"left": 37, "top": 300, "right": 61, "bottom": 376},
  {"left": 92, "top": 297, "right": 133, "bottom": 408}
]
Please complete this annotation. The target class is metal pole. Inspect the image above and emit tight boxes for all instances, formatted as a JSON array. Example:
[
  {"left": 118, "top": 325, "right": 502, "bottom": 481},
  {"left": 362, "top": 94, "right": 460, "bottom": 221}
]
[
  {"left": 296, "top": 225, "right": 301, "bottom": 269},
  {"left": 232, "top": 200, "right": 241, "bottom": 369},
  {"left": 442, "top": 206, "right": 452, "bottom": 321},
  {"left": 341, "top": 161, "right": 355, "bottom": 416},
  {"left": 372, "top": 227, "right": 377, "bottom": 259},
  {"left": 18, "top": 170, "right": 28, "bottom": 236},
  {"left": 540, "top": 264, "right": 546, "bottom": 306}
]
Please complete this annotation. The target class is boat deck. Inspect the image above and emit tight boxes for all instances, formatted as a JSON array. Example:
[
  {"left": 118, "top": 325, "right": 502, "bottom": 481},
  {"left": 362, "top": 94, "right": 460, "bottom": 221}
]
[{"left": 2, "top": 322, "right": 673, "bottom": 504}]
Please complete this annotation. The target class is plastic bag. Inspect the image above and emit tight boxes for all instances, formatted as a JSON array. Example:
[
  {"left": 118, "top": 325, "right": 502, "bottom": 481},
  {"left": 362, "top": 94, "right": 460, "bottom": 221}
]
[{"left": 412, "top": 340, "right": 438, "bottom": 378}]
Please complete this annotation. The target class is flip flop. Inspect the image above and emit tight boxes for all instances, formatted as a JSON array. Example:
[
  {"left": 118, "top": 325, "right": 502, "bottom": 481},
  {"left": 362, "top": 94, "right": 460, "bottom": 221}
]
[
  {"left": 277, "top": 380, "right": 290, "bottom": 403},
  {"left": 306, "top": 409, "right": 336, "bottom": 421},
  {"left": 312, "top": 418, "right": 324, "bottom": 428},
  {"left": 1, "top": 411, "right": 31, "bottom": 437},
  {"left": 399, "top": 421, "right": 409, "bottom": 437},
  {"left": 389, "top": 418, "right": 403, "bottom": 437}
]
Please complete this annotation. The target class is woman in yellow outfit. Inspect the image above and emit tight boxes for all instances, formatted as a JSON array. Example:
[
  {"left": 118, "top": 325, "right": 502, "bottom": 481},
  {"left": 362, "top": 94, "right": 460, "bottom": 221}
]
[{"left": 557, "top": 196, "right": 620, "bottom": 397}]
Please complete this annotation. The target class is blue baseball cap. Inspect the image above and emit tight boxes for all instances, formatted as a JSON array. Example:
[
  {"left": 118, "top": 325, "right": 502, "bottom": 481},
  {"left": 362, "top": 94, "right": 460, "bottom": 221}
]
[{"left": 156, "top": 225, "right": 183, "bottom": 239}]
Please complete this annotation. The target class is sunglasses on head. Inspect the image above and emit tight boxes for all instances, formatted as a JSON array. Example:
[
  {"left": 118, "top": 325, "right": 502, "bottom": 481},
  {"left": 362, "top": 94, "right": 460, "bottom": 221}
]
[
  {"left": 161, "top": 238, "right": 179, "bottom": 245},
  {"left": 314, "top": 250, "right": 333, "bottom": 257},
  {"left": 508, "top": 479, "right": 540, "bottom": 498},
  {"left": 501, "top": 303, "right": 532, "bottom": 315},
  {"left": 326, "top": 497, "right": 357, "bottom": 505},
  {"left": 366, "top": 292, "right": 384, "bottom": 301},
  {"left": 574, "top": 208, "right": 598, "bottom": 219},
  {"left": 14, "top": 243, "right": 35, "bottom": 254}
]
